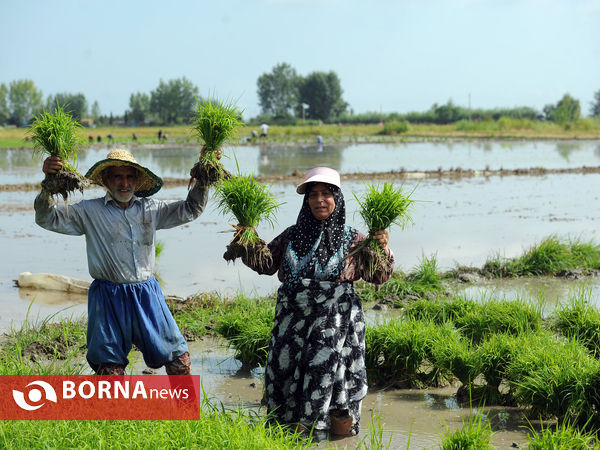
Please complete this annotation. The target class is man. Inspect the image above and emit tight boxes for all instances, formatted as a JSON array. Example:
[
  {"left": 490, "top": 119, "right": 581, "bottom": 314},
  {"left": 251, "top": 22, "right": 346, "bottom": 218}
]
[{"left": 35, "top": 149, "right": 209, "bottom": 375}]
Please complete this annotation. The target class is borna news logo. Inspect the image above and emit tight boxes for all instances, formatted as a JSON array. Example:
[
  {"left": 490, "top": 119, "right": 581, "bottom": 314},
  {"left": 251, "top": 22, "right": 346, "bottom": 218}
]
[
  {"left": 1, "top": 375, "right": 201, "bottom": 420},
  {"left": 12, "top": 380, "right": 58, "bottom": 411}
]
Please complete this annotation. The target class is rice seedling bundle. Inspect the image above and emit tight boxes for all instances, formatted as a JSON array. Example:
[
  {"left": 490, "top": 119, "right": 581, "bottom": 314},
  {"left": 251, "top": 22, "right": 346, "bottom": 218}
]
[
  {"left": 189, "top": 98, "right": 243, "bottom": 187},
  {"left": 352, "top": 182, "right": 415, "bottom": 282},
  {"left": 215, "top": 172, "right": 282, "bottom": 270},
  {"left": 29, "top": 105, "right": 88, "bottom": 200}
]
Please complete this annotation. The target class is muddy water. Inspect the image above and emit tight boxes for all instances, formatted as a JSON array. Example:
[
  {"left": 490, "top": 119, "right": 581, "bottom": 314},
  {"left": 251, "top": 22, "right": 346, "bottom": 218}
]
[
  {"left": 126, "top": 337, "right": 531, "bottom": 449},
  {"left": 2, "top": 168, "right": 600, "bottom": 330},
  {"left": 1, "top": 139, "right": 599, "bottom": 185},
  {"left": 1, "top": 141, "right": 598, "bottom": 447}
]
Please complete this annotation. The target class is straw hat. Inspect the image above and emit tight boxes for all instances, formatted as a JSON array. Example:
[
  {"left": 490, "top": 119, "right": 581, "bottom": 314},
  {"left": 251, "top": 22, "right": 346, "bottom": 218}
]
[
  {"left": 85, "top": 149, "right": 163, "bottom": 197},
  {"left": 296, "top": 167, "right": 341, "bottom": 194}
]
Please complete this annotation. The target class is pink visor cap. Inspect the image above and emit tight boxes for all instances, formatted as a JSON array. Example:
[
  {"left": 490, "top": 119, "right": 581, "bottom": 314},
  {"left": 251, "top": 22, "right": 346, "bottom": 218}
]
[{"left": 296, "top": 167, "right": 341, "bottom": 194}]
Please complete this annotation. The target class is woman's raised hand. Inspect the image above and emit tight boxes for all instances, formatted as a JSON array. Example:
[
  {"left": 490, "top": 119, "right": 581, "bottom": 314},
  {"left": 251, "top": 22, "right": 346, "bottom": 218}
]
[{"left": 373, "top": 230, "right": 390, "bottom": 255}]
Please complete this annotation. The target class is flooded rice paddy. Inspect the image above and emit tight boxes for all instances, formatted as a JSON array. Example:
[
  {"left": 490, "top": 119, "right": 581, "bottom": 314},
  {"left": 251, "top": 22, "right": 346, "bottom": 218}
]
[{"left": 2, "top": 139, "right": 600, "bottom": 448}]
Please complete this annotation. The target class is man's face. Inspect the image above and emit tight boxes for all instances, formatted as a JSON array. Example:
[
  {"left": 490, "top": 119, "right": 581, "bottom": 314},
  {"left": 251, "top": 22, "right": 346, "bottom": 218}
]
[{"left": 103, "top": 166, "right": 138, "bottom": 208}]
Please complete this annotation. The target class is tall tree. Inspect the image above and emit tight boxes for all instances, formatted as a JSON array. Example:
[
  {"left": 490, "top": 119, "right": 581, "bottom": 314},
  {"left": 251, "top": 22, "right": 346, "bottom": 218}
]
[
  {"left": 45, "top": 92, "right": 88, "bottom": 121},
  {"left": 257, "top": 62, "right": 299, "bottom": 118},
  {"left": 8, "top": 79, "right": 43, "bottom": 126},
  {"left": 91, "top": 101, "right": 101, "bottom": 121},
  {"left": 591, "top": 89, "right": 600, "bottom": 118},
  {"left": 129, "top": 92, "right": 150, "bottom": 124},
  {"left": 150, "top": 77, "right": 199, "bottom": 125},
  {"left": 0, "top": 83, "right": 8, "bottom": 124},
  {"left": 544, "top": 93, "right": 581, "bottom": 124},
  {"left": 298, "top": 71, "right": 347, "bottom": 121}
]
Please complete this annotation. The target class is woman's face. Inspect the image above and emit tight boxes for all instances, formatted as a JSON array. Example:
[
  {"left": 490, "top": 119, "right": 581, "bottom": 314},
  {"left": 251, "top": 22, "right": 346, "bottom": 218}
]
[{"left": 308, "top": 183, "right": 336, "bottom": 220}]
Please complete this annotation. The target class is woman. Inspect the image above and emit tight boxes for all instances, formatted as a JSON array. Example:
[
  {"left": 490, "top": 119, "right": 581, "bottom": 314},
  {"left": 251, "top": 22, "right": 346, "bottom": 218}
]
[{"left": 243, "top": 167, "right": 394, "bottom": 440}]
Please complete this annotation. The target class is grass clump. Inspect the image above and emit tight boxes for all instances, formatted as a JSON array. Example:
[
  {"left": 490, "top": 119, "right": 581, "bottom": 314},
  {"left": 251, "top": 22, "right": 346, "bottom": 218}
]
[
  {"left": 356, "top": 254, "right": 447, "bottom": 305},
  {"left": 189, "top": 98, "right": 243, "bottom": 187},
  {"left": 353, "top": 182, "right": 415, "bottom": 282},
  {"left": 215, "top": 171, "right": 282, "bottom": 270},
  {"left": 482, "top": 236, "right": 600, "bottom": 278},
  {"left": 551, "top": 291, "right": 600, "bottom": 357},
  {"left": 527, "top": 420, "right": 599, "bottom": 450},
  {"left": 28, "top": 104, "right": 88, "bottom": 201},
  {"left": 0, "top": 311, "right": 87, "bottom": 375},
  {"left": 440, "top": 411, "right": 495, "bottom": 450},
  {"left": 365, "top": 318, "right": 454, "bottom": 387}
]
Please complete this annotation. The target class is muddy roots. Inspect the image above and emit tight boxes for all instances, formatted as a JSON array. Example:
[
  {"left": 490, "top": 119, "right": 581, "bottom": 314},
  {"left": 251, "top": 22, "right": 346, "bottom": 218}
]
[
  {"left": 223, "top": 233, "right": 273, "bottom": 271},
  {"left": 41, "top": 169, "right": 89, "bottom": 201},
  {"left": 355, "top": 242, "right": 393, "bottom": 283},
  {"left": 189, "top": 160, "right": 232, "bottom": 188}
]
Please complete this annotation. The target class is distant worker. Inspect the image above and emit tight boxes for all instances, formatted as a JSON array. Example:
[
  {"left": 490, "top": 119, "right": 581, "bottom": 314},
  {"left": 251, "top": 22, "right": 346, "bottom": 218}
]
[
  {"left": 158, "top": 129, "right": 163, "bottom": 140},
  {"left": 317, "top": 135, "right": 323, "bottom": 144},
  {"left": 88, "top": 135, "right": 94, "bottom": 144},
  {"left": 97, "top": 136, "right": 102, "bottom": 143},
  {"left": 260, "top": 123, "right": 269, "bottom": 138},
  {"left": 132, "top": 133, "right": 138, "bottom": 141}
]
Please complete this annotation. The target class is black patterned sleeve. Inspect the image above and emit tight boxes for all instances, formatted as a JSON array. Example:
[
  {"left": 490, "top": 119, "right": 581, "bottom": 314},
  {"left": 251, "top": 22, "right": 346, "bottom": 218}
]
[{"left": 242, "top": 227, "right": 291, "bottom": 276}]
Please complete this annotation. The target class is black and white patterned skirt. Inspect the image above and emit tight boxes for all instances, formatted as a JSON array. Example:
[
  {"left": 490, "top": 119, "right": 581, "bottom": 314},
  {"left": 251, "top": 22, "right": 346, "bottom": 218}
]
[{"left": 264, "top": 278, "right": 367, "bottom": 434}]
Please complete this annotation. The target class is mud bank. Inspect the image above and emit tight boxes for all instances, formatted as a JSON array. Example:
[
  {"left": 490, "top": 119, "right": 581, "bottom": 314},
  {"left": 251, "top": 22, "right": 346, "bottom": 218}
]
[{"left": 3, "top": 165, "right": 600, "bottom": 192}]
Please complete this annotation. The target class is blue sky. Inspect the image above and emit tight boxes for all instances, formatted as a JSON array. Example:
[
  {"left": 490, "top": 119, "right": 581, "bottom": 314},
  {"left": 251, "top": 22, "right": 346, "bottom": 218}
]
[{"left": 1, "top": 0, "right": 599, "bottom": 119}]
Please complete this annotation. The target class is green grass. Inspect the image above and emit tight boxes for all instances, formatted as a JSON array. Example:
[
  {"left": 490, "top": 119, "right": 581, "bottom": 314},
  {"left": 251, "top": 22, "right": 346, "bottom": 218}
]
[
  {"left": 0, "top": 310, "right": 87, "bottom": 375},
  {"left": 552, "top": 291, "right": 600, "bottom": 357},
  {"left": 440, "top": 411, "right": 495, "bottom": 449},
  {"left": 356, "top": 254, "right": 447, "bottom": 305},
  {"left": 527, "top": 421, "right": 600, "bottom": 449},
  {"left": 365, "top": 318, "right": 454, "bottom": 386},
  {"left": 0, "top": 394, "right": 310, "bottom": 449},
  {"left": 482, "top": 236, "right": 600, "bottom": 278}
]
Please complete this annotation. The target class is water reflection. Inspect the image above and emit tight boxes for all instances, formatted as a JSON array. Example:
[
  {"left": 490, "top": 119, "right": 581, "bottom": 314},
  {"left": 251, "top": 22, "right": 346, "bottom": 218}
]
[
  {"left": 2, "top": 140, "right": 600, "bottom": 185},
  {"left": 256, "top": 144, "right": 344, "bottom": 176}
]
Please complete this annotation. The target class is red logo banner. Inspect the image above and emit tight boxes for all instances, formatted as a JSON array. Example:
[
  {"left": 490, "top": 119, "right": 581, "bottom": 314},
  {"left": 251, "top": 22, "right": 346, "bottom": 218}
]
[{"left": 0, "top": 375, "right": 201, "bottom": 420}]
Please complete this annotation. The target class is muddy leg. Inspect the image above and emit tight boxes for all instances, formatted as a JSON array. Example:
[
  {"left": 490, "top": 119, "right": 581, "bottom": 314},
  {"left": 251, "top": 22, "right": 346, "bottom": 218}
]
[
  {"left": 165, "top": 351, "right": 191, "bottom": 375},
  {"left": 96, "top": 363, "right": 126, "bottom": 375}
]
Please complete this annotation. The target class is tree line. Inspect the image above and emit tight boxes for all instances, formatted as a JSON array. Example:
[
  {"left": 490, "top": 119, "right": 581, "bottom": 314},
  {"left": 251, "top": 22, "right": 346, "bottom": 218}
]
[{"left": 1, "top": 70, "right": 600, "bottom": 128}]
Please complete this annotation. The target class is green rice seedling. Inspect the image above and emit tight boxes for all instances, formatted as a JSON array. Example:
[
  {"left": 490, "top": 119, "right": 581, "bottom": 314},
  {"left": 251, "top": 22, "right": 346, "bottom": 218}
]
[
  {"left": 28, "top": 104, "right": 88, "bottom": 201},
  {"left": 455, "top": 297, "right": 542, "bottom": 343},
  {"left": 365, "top": 318, "right": 454, "bottom": 387},
  {"left": 482, "top": 236, "right": 600, "bottom": 278},
  {"left": 403, "top": 296, "right": 477, "bottom": 324},
  {"left": 505, "top": 330, "right": 599, "bottom": 423},
  {"left": 355, "top": 256, "right": 447, "bottom": 306},
  {"left": 476, "top": 333, "right": 520, "bottom": 405},
  {"left": 190, "top": 98, "right": 243, "bottom": 186},
  {"left": 215, "top": 170, "right": 282, "bottom": 269},
  {"left": 216, "top": 305, "right": 274, "bottom": 367},
  {"left": 527, "top": 420, "right": 599, "bottom": 450},
  {"left": 352, "top": 182, "right": 415, "bottom": 282},
  {"left": 440, "top": 410, "right": 495, "bottom": 450},
  {"left": 428, "top": 330, "right": 482, "bottom": 402},
  {"left": 552, "top": 290, "right": 600, "bottom": 357}
]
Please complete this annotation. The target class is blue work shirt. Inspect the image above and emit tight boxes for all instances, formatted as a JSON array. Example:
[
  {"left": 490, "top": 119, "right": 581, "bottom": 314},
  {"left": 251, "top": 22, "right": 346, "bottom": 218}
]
[{"left": 34, "top": 185, "right": 208, "bottom": 284}]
